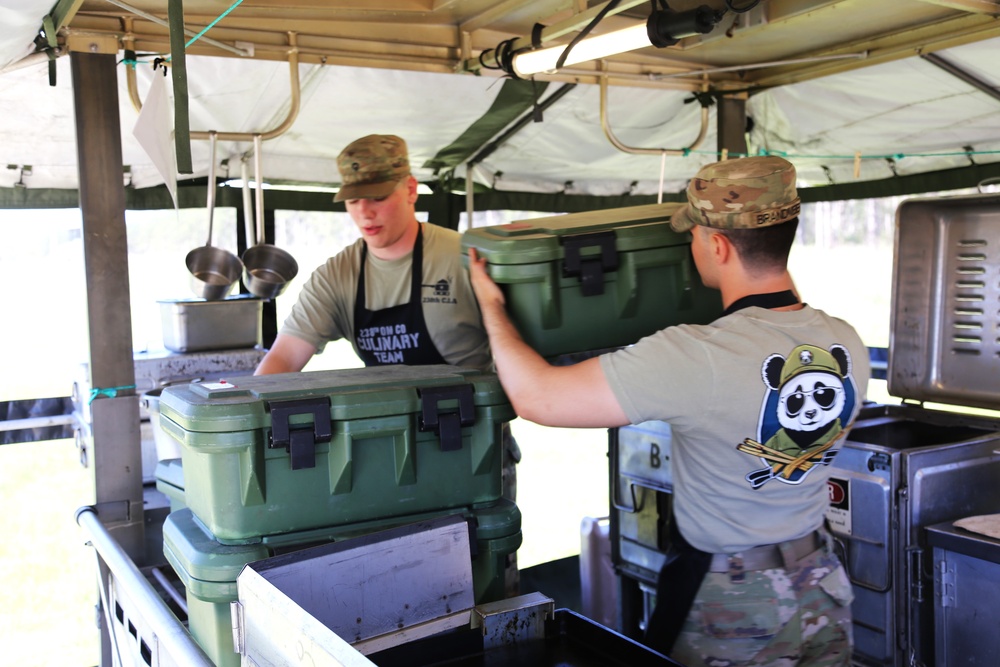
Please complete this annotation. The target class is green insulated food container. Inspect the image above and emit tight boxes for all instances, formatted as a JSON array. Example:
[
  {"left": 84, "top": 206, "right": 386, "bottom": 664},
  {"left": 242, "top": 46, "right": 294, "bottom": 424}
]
[
  {"left": 462, "top": 203, "right": 723, "bottom": 357},
  {"left": 158, "top": 365, "right": 515, "bottom": 543}
]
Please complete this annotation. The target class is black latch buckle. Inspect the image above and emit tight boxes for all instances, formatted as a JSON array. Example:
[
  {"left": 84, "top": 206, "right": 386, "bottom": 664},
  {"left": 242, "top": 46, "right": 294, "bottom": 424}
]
[
  {"left": 867, "top": 452, "right": 891, "bottom": 473},
  {"left": 267, "top": 397, "right": 333, "bottom": 470},
  {"left": 561, "top": 230, "right": 619, "bottom": 297},
  {"left": 419, "top": 384, "right": 475, "bottom": 451}
]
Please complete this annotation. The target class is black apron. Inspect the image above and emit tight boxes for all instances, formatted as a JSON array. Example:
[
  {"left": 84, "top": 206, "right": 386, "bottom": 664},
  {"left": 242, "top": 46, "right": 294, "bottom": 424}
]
[
  {"left": 353, "top": 226, "right": 448, "bottom": 367},
  {"left": 644, "top": 289, "right": 799, "bottom": 657}
]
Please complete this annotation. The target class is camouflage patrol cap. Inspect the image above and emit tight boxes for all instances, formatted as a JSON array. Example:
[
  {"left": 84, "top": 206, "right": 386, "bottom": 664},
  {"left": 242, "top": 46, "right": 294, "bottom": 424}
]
[
  {"left": 333, "top": 134, "right": 410, "bottom": 202},
  {"left": 670, "top": 155, "right": 801, "bottom": 233}
]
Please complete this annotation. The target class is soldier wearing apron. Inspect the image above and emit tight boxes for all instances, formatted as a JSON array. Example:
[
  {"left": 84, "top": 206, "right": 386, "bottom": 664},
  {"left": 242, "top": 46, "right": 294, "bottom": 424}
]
[{"left": 255, "top": 135, "right": 520, "bottom": 593}]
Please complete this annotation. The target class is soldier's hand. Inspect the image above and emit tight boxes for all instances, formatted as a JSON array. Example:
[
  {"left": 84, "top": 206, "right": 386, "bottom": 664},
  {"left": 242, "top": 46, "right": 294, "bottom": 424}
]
[{"left": 468, "top": 248, "right": 506, "bottom": 309}]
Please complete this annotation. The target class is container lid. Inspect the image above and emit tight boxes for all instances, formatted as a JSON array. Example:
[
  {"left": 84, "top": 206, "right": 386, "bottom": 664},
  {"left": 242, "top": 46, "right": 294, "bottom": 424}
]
[
  {"left": 153, "top": 457, "right": 184, "bottom": 489},
  {"left": 470, "top": 499, "right": 521, "bottom": 541},
  {"left": 163, "top": 508, "right": 269, "bottom": 583},
  {"left": 158, "top": 364, "right": 509, "bottom": 434},
  {"left": 461, "top": 202, "right": 687, "bottom": 265},
  {"left": 157, "top": 293, "right": 262, "bottom": 306},
  {"left": 888, "top": 193, "right": 1000, "bottom": 409}
]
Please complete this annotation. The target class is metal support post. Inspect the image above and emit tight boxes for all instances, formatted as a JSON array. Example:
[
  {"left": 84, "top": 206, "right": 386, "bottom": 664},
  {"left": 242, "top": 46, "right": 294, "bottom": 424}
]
[
  {"left": 717, "top": 93, "right": 749, "bottom": 158},
  {"left": 70, "top": 33, "right": 146, "bottom": 667}
]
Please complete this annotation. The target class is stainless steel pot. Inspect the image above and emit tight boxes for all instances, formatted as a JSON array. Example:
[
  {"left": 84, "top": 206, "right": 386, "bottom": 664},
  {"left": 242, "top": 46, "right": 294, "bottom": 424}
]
[
  {"left": 243, "top": 243, "right": 299, "bottom": 297},
  {"left": 186, "top": 132, "right": 243, "bottom": 300},
  {"left": 242, "top": 134, "right": 298, "bottom": 299}
]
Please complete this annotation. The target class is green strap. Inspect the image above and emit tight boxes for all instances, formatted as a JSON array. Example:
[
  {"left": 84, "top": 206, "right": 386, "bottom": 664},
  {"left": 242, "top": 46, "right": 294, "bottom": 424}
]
[
  {"left": 88, "top": 385, "right": 136, "bottom": 405},
  {"left": 422, "top": 79, "right": 550, "bottom": 173},
  {"left": 42, "top": 15, "right": 58, "bottom": 86},
  {"left": 168, "top": 0, "right": 193, "bottom": 174},
  {"left": 161, "top": 0, "right": 245, "bottom": 172},
  {"left": 184, "top": 0, "right": 245, "bottom": 49},
  {"left": 48, "top": 0, "right": 79, "bottom": 30}
]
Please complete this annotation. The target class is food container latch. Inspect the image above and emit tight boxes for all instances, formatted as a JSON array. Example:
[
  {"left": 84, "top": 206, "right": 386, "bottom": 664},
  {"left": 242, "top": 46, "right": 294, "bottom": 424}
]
[
  {"left": 419, "top": 384, "right": 476, "bottom": 451},
  {"left": 267, "top": 397, "right": 333, "bottom": 470},
  {"left": 561, "top": 230, "right": 619, "bottom": 296}
]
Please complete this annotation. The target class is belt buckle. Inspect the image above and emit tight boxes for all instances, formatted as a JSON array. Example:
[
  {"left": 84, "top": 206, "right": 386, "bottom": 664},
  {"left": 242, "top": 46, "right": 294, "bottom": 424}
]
[{"left": 728, "top": 554, "right": 746, "bottom": 583}]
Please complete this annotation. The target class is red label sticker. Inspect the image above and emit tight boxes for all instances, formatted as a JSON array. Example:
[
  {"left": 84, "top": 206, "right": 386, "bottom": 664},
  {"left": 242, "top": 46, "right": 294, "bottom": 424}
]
[{"left": 827, "top": 477, "right": 848, "bottom": 508}]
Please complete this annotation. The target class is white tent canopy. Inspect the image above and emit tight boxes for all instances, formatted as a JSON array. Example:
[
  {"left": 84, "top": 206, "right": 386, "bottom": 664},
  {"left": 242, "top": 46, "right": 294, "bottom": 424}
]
[{"left": 1, "top": 0, "right": 999, "bottom": 200}]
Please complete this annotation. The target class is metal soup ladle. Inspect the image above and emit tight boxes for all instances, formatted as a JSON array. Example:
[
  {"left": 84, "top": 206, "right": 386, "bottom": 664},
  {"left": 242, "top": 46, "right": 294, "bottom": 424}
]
[
  {"left": 242, "top": 134, "right": 298, "bottom": 299},
  {"left": 185, "top": 131, "right": 243, "bottom": 300}
]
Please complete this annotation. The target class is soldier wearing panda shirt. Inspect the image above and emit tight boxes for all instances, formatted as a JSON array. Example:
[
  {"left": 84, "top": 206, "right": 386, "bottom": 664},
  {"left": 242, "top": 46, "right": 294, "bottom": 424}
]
[{"left": 469, "top": 155, "right": 870, "bottom": 667}]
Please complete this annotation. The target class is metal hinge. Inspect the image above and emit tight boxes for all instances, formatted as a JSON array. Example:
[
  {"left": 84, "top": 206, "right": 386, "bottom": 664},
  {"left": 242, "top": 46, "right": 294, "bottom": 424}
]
[
  {"left": 937, "top": 560, "right": 956, "bottom": 608},
  {"left": 230, "top": 601, "right": 245, "bottom": 655},
  {"left": 908, "top": 545, "right": 925, "bottom": 604}
]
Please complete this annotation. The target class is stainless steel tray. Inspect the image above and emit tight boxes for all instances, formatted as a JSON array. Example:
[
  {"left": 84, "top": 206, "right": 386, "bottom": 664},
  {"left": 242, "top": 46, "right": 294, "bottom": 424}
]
[
  {"left": 889, "top": 192, "right": 1000, "bottom": 409},
  {"left": 158, "top": 295, "right": 262, "bottom": 353}
]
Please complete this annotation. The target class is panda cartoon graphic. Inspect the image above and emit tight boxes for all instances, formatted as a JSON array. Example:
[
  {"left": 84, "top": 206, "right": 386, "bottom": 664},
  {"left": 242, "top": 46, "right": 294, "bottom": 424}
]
[{"left": 737, "top": 343, "right": 860, "bottom": 489}]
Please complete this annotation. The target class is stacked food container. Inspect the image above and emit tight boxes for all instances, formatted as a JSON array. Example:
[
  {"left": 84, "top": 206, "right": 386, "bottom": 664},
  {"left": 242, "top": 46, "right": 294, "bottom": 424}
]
[{"left": 157, "top": 365, "right": 520, "bottom": 666}]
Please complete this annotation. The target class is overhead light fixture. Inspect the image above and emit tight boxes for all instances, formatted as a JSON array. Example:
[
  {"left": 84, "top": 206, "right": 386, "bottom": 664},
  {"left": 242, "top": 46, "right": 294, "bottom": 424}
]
[
  {"left": 513, "top": 23, "right": 649, "bottom": 77},
  {"left": 511, "top": 5, "right": 724, "bottom": 78}
]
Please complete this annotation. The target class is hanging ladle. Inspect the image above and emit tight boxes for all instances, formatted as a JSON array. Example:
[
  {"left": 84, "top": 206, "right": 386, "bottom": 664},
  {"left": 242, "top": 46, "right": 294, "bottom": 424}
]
[
  {"left": 185, "top": 131, "right": 243, "bottom": 300},
  {"left": 241, "top": 134, "right": 298, "bottom": 299}
]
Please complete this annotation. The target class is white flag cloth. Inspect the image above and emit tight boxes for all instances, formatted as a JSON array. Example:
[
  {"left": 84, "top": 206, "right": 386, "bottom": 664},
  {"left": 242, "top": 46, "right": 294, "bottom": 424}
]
[{"left": 132, "top": 71, "right": 178, "bottom": 208}]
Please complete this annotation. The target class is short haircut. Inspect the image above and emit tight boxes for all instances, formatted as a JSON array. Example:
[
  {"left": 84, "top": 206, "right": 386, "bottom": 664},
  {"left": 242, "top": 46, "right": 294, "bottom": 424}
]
[{"left": 715, "top": 218, "right": 799, "bottom": 274}]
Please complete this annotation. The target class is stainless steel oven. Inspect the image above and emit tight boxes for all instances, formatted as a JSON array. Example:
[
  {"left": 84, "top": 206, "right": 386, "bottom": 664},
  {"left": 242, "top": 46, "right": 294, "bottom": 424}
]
[
  {"left": 827, "top": 192, "right": 1000, "bottom": 667},
  {"left": 828, "top": 406, "right": 1000, "bottom": 667}
]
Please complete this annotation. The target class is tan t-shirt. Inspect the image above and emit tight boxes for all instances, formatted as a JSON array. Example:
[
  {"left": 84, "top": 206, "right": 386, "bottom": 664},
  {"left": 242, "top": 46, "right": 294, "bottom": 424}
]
[
  {"left": 281, "top": 223, "right": 492, "bottom": 371},
  {"left": 600, "top": 305, "right": 870, "bottom": 553}
]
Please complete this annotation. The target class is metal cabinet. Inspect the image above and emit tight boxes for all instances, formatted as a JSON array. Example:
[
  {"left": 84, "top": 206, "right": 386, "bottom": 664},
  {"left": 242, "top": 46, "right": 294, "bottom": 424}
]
[
  {"left": 927, "top": 521, "right": 1000, "bottom": 667},
  {"left": 827, "top": 407, "right": 1000, "bottom": 666}
]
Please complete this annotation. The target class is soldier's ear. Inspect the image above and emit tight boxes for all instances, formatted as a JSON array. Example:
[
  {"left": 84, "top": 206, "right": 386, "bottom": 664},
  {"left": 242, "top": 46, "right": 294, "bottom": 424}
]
[
  {"left": 406, "top": 175, "right": 419, "bottom": 204},
  {"left": 709, "top": 229, "right": 727, "bottom": 259}
]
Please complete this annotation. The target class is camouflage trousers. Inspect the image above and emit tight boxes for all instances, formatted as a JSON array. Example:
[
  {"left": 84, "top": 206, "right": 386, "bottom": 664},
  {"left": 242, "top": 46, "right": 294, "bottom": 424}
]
[{"left": 669, "top": 532, "right": 854, "bottom": 667}]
